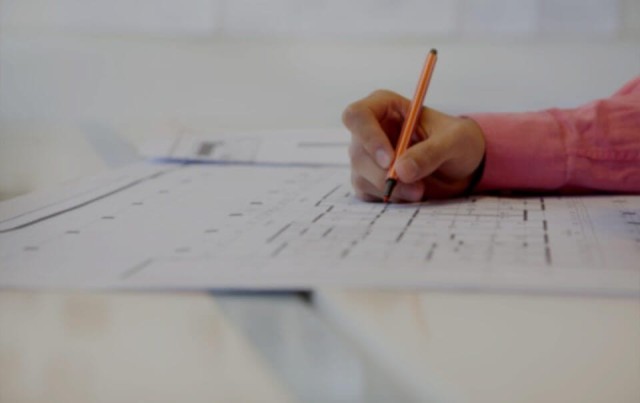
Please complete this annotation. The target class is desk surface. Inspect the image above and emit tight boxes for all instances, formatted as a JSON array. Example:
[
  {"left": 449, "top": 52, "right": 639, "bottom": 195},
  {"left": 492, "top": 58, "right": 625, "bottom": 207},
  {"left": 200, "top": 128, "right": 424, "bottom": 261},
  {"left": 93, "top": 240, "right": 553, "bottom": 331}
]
[
  {"left": 317, "top": 290, "right": 640, "bottom": 403},
  {"left": 3, "top": 289, "right": 638, "bottom": 402},
  {"left": 0, "top": 291, "right": 293, "bottom": 403}
]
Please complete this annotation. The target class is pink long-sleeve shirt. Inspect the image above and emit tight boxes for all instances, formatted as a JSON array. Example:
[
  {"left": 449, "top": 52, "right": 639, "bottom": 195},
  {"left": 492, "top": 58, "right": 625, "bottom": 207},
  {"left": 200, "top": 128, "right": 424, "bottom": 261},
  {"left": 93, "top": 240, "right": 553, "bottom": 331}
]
[{"left": 469, "top": 76, "right": 640, "bottom": 193}]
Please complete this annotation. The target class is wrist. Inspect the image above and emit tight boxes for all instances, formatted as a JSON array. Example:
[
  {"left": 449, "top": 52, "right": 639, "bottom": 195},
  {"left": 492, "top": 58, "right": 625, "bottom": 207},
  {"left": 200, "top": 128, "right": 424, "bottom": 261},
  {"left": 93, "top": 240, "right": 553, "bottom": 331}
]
[{"left": 464, "top": 154, "right": 486, "bottom": 195}]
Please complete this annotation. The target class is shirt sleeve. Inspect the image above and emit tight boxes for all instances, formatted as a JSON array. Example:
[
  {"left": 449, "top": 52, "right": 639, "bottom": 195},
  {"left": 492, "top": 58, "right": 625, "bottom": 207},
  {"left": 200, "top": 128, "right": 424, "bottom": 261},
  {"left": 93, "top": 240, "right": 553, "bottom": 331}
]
[{"left": 467, "top": 76, "right": 640, "bottom": 193}]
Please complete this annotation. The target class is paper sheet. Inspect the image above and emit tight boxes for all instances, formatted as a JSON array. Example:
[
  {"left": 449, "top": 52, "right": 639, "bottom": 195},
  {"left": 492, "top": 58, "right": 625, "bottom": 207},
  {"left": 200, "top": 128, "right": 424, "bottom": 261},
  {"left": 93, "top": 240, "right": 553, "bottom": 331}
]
[
  {"left": 140, "top": 129, "right": 350, "bottom": 166},
  {"left": 1, "top": 161, "right": 639, "bottom": 295}
]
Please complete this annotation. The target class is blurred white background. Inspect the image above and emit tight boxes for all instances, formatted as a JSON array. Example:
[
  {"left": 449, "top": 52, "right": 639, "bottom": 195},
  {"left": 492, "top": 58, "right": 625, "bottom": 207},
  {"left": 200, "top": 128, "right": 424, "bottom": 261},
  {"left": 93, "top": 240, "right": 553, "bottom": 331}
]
[{"left": 0, "top": 0, "right": 639, "bottom": 199}]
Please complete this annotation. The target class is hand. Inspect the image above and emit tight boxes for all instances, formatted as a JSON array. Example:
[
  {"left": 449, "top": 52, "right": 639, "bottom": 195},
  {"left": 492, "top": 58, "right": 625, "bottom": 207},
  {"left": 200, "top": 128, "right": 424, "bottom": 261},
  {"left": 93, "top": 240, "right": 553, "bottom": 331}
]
[{"left": 342, "top": 90, "right": 486, "bottom": 202}]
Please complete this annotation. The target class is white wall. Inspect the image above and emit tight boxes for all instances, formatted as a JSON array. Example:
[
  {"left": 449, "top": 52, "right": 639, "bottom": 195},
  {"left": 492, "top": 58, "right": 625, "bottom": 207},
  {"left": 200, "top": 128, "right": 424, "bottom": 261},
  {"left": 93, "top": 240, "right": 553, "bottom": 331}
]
[
  {"left": 2, "top": 0, "right": 639, "bottom": 38},
  {"left": 1, "top": 0, "right": 638, "bottom": 123}
]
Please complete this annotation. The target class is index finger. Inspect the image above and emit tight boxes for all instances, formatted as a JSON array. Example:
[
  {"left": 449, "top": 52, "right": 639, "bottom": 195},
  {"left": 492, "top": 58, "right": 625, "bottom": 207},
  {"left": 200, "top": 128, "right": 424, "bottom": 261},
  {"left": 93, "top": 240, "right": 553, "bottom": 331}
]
[{"left": 342, "top": 90, "right": 409, "bottom": 169}]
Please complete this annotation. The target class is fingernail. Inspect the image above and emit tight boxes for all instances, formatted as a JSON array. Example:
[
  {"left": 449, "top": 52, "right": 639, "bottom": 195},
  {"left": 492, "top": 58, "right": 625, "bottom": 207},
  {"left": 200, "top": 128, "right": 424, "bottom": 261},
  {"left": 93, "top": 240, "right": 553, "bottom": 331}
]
[
  {"left": 396, "top": 158, "right": 418, "bottom": 182},
  {"left": 375, "top": 149, "right": 391, "bottom": 169}
]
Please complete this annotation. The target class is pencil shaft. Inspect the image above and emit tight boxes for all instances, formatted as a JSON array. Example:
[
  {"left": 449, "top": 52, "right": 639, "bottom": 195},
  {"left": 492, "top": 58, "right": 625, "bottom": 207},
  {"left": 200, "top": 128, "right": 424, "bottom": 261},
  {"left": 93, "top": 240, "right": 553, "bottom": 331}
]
[{"left": 386, "top": 49, "right": 438, "bottom": 187}]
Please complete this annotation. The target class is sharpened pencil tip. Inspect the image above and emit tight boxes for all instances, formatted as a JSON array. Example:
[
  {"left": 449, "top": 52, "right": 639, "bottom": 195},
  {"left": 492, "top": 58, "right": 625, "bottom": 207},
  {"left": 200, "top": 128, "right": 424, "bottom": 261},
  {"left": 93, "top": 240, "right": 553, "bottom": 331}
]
[
  {"left": 383, "top": 178, "right": 397, "bottom": 203},
  {"left": 430, "top": 48, "right": 437, "bottom": 55}
]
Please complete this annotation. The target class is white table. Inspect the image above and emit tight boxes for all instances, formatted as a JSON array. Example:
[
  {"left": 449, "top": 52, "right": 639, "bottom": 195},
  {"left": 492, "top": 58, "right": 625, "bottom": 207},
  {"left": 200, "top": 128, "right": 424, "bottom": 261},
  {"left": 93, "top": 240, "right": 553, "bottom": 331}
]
[
  {"left": 317, "top": 290, "right": 640, "bottom": 403},
  {"left": 0, "top": 291, "right": 293, "bottom": 403}
]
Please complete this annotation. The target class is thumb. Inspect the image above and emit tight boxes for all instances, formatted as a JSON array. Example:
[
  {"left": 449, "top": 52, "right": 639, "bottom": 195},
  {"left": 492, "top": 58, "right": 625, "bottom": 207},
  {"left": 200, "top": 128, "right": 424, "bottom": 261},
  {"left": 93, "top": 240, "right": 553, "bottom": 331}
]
[{"left": 394, "top": 137, "right": 451, "bottom": 183}]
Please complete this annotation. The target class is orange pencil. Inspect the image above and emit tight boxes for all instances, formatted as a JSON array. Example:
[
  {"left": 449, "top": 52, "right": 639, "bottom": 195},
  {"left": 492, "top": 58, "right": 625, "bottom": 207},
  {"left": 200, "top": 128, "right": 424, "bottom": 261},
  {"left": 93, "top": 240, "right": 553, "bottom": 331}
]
[{"left": 383, "top": 48, "right": 438, "bottom": 203}]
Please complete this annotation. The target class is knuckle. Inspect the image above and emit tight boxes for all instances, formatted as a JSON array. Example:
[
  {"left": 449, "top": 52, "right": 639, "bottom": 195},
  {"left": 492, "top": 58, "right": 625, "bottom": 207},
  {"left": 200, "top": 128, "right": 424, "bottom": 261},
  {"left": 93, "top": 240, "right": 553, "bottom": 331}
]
[
  {"left": 359, "top": 129, "right": 385, "bottom": 155},
  {"left": 420, "top": 140, "right": 442, "bottom": 163},
  {"left": 413, "top": 151, "right": 429, "bottom": 172},
  {"left": 369, "top": 89, "right": 394, "bottom": 99},
  {"left": 342, "top": 103, "right": 364, "bottom": 127}
]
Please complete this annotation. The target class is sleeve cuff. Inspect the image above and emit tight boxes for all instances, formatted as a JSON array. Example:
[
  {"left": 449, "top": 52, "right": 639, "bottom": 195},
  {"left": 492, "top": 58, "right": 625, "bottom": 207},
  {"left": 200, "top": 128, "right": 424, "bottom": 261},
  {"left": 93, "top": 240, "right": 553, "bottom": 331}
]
[{"left": 466, "top": 111, "right": 567, "bottom": 192}]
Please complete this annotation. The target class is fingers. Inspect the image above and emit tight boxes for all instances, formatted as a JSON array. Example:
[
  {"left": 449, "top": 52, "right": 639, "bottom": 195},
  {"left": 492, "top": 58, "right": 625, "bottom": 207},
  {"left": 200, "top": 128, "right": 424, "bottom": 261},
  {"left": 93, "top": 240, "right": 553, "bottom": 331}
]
[
  {"left": 352, "top": 172, "right": 425, "bottom": 203},
  {"left": 350, "top": 141, "right": 424, "bottom": 202},
  {"left": 349, "top": 142, "right": 386, "bottom": 190},
  {"left": 342, "top": 90, "right": 409, "bottom": 169},
  {"left": 344, "top": 89, "right": 423, "bottom": 202},
  {"left": 394, "top": 135, "right": 454, "bottom": 183},
  {"left": 345, "top": 94, "right": 486, "bottom": 202},
  {"left": 394, "top": 114, "right": 482, "bottom": 184},
  {"left": 420, "top": 174, "right": 470, "bottom": 199},
  {"left": 351, "top": 139, "right": 468, "bottom": 202}
]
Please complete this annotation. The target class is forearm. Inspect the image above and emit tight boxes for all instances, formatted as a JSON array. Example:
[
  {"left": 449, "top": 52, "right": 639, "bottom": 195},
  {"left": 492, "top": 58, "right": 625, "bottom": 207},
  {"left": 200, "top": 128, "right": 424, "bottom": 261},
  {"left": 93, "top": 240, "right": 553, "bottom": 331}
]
[{"left": 469, "top": 77, "right": 640, "bottom": 193}]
